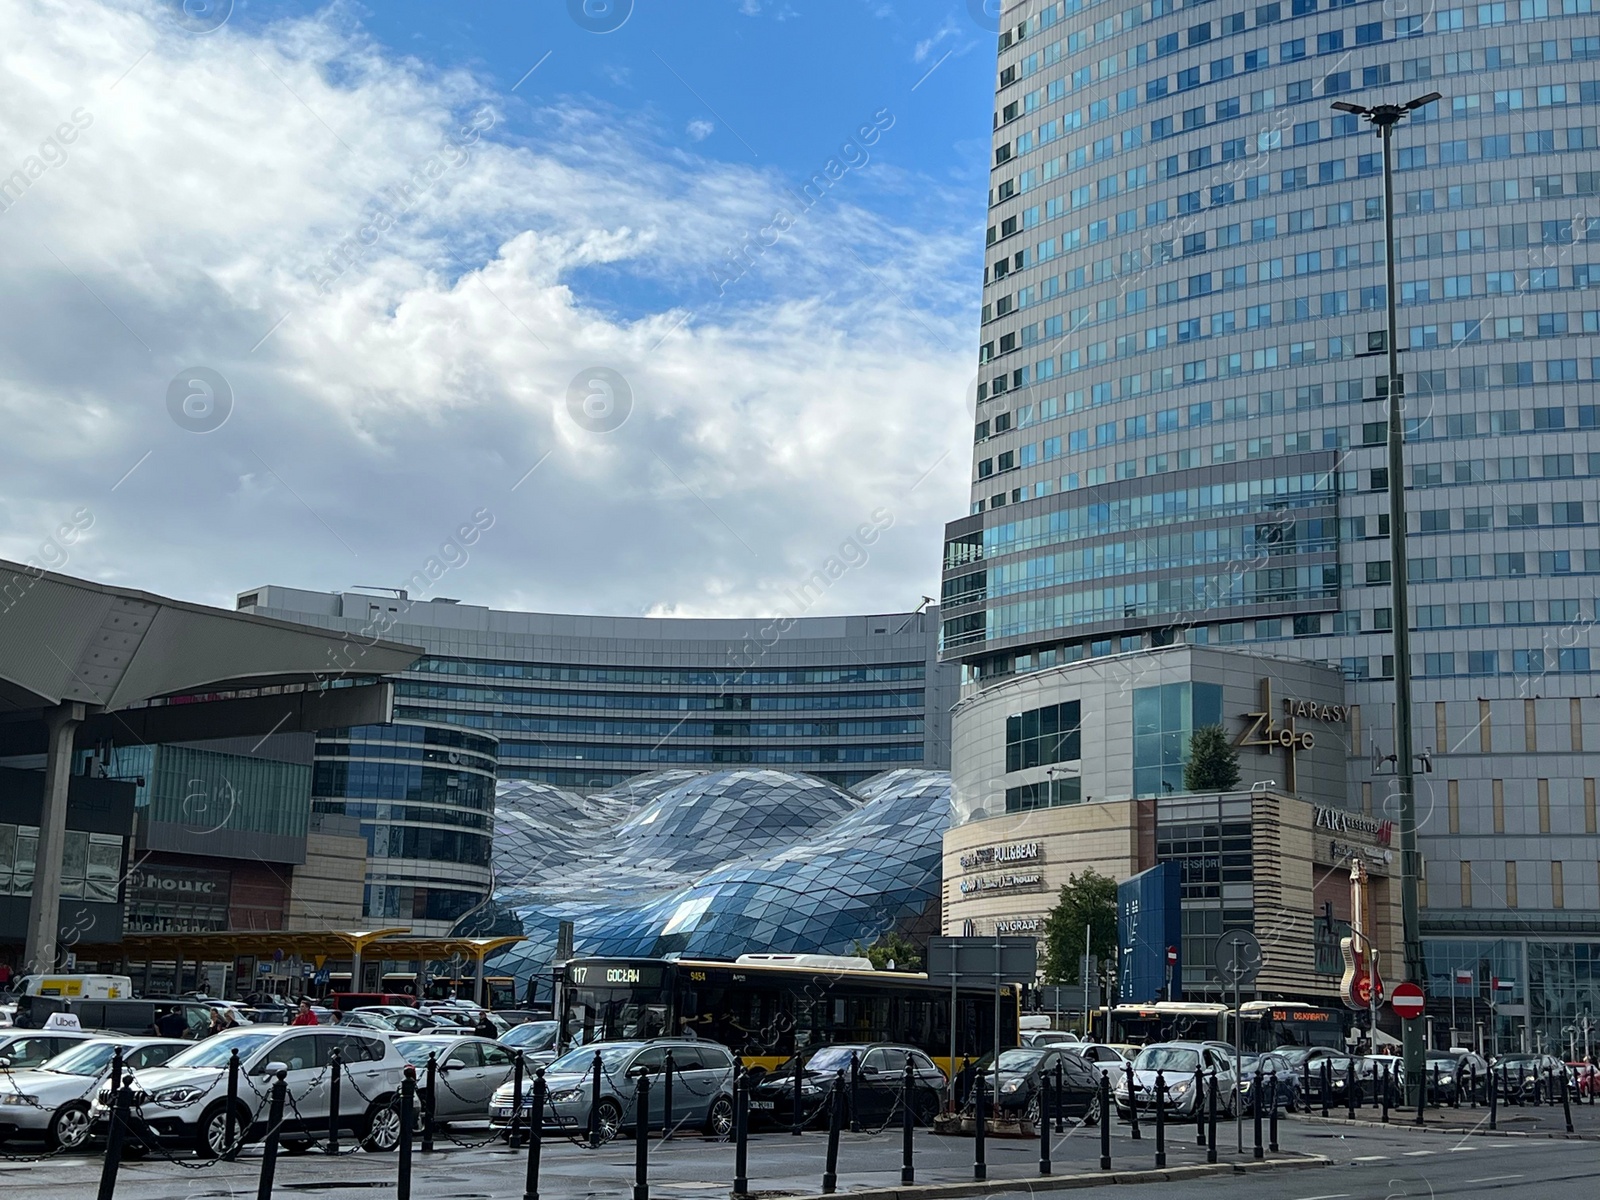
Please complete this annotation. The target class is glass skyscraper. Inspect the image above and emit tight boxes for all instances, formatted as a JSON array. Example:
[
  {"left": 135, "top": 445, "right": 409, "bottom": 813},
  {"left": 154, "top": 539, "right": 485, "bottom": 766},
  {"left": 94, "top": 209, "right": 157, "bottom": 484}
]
[{"left": 945, "top": 0, "right": 1600, "bottom": 1049}]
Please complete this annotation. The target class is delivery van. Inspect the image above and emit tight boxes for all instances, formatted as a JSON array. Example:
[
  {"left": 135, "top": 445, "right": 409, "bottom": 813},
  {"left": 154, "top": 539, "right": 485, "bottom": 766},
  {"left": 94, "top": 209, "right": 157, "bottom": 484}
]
[{"left": 12, "top": 974, "right": 132, "bottom": 999}]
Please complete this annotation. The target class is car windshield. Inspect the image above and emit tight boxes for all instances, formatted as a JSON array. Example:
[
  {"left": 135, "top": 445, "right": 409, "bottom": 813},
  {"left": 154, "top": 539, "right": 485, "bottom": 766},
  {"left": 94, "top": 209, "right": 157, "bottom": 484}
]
[
  {"left": 505, "top": 1022, "right": 557, "bottom": 1050},
  {"left": 1497, "top": 1055, "right": 1538, "bottom": 1066},
  {"left": 1275, "top": 1048, "right": 1314, "bottom": 1065},
  {"left": 996, "top": 1049, "right": 1045, "bottom": 1072},
  {"left": 1134, "top": 1047, "right": 1201, "bottom": 1073},
  {"left": 45, "top": 1041, "right": 123, "bottom": 1077},
  {"left": 805, "top": 1046, "right": 868, "bottom": 1073},
  {"left": 351, "top": 1013, "right": 397, "bottom": 1030},
  {"left": 397, "top": 1040, "right": 454, "bottom": 1066},
  {"left": 548, "top": 1044, "right": 636, "bottom": 1074},
  {"left": 167, "top": 1031, "right": 278, "bottom": 1069}
]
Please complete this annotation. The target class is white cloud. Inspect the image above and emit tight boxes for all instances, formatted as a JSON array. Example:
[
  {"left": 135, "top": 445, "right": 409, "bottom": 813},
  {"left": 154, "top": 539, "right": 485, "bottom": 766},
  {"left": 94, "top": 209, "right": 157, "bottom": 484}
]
[
  {"left": 0, "top": 0, "right": 978, "bottom": 621},
  {"left": 913, "top": 18, "right": 960, "bottom": 63},
  {"left": 686, "top": 118, "right": 715, "bottom": 141}
]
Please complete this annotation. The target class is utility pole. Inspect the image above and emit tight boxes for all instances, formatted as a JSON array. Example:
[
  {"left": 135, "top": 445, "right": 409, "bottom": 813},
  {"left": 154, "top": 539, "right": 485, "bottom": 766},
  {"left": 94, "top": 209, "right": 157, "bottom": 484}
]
[{"left": 1331, "top": 90, "right": 1442, "bottom": 1108}]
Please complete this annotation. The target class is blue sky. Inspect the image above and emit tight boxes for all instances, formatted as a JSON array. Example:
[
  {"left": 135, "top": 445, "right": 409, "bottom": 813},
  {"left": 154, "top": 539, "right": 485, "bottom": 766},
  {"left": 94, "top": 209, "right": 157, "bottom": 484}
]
[{"left": 0, "top": 0, "right": 998, "bottom": 618}]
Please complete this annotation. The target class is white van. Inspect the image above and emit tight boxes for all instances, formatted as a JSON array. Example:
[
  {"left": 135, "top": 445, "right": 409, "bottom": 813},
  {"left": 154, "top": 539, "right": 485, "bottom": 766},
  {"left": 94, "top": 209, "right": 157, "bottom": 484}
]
[{"left": 14, "top": 974, "right": 133, "bottom": 1000}]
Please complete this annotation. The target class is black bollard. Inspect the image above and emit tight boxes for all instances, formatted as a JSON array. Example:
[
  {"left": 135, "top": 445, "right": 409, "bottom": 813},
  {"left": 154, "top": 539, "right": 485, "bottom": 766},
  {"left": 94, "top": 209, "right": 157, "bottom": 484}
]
[
  {"left": 974, "top": 1074, "right": 988, "bottom": 1181},
  {"left": 328, "top": 1046, "right": 342, "bottom": 1155},
  {"left": 1206, "top": 1072, "right": 1218, "bottom": 1165},
  {"left": 422, "top": 1052, "right": 437, "bottom": 1154},
  {"left": 1468, "top": 1063, "right": 1477, "bottom": 1108},
  {"left": 1302, "top": 1060, "right": 1312, "bottom": 1113},
  {"left": 522, "top": 1069, "right": 547, "bottom": 1200},
  {"left": 1380, "top": 1063, "right": 1389, "bottom": 1122},
  {"left": 1195, "top": 1066, "right": 1207, "bottom": 1146},
  {"left": 1269, "top": 1073, "right": 1280, "bottom": 1152},
  {"left": 258, "top": 1069, "right": 288, "bottom": 1200},
  {"left": 1346, "top": 1058, "right": 1356, "bottom": 1120},
  {"left": 902, "top": 1055, "right": 916, "bottom": 1185},
  {"left": 1054, "top": 1058, "right": 1066, "bottom": 1133},
  {"left": 637, "top": 1070, "right": 653, "bottom": 1200},
  {"left": 822, "top": 1073, "right": 845, "bottom": 1194},
  {"left": 225, "top": 1047, "right": 242, "bottom": 1161},
  {"left": 1321, "top": 1060, "right": 1330, "bottom": 1118},
  {"left": 1154, "top": 1070, "right": 1166, "bottom": 1168},
  {"left": 789, "top": 1049, "right": 801, "bottom": 1136},
  {"left": 509, "top": 1050, "right": 525, "bottom": 1150},
  {"left": 1547, "top": 1066, "right": 1557, "bottom": 1108},
  {"left": 1562, "top": 1068, "right": 1575, "bottom": 1133},
  {"left": 95, "top": 1050, "right": 127, "bottom": 1200},
  {"left": 398, "top": 1067, "right": 415, "bottom": 1200},
  {"left": 1125, "top": 1060, "right": 1140, "bottom": 1139},
  {"left": 1251, "top": 1069, "right": 1264, "bottom": 1160},
  {"left": 1098, "top": 1073, "right": 1111, "bottom": 1171},
  {"left": 664, "top": 1051, "right": 676, "bottom": 1141},
  {"left": 1038, "top": 1068, "right": 1051, "bottom": 1177},
  {"left": 1417, "top": 1065, "right": 1427, "bottom": 1125},
  {"left": 732, "top": 1070, "right": 748, "bottom": 1198},
  {"left": 1489, "top": 1067, "right": 1498, "bottom": 1130},
  {"left": 588, "top": 1050, "right": 604, "bottom": 1148},
  {"left": 849, "top": 1052, "right": 861, "bottom": 1134}
]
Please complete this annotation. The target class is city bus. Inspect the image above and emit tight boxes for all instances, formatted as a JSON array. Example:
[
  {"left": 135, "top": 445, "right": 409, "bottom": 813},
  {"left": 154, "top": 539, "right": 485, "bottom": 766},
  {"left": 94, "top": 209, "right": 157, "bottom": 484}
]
[
  {"left": 558, "top": 954, "right": 1021, "bottom": 1072},
  {"left": 1110, "top": 1001, "right": 1347, "bottom": 1052}
]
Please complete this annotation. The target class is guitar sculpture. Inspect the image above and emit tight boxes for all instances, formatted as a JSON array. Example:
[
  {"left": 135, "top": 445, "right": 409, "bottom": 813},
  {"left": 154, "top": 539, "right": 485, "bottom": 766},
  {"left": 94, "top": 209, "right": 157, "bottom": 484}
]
[{"left": 1339, "top": 857, "right": 1385, "bottom": 1009}]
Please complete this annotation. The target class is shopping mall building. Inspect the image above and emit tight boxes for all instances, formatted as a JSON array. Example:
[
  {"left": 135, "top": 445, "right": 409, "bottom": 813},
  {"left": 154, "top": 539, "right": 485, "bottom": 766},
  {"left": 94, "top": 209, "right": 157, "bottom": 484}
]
[{"left": 943, "top": 0, "right": 1600, "bottom": 1050}]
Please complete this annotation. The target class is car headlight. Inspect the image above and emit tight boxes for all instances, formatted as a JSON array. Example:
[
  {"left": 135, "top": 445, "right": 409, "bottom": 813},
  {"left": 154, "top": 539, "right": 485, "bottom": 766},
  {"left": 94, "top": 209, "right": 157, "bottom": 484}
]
[
  {"left": 0, "top": 1094, "right": 36, "bottom": 1107},
  {"left": 1439, "top": 1073, "right": 1453, "bottom": 1084},
  {"left": 151, "top": 1085, "right": 207, "bottom": 1104},
  {"left": 1000, "top": 1080, "right": 1022, "bottom": 1093},
  {"left": 1169, "top": 1080, "right": 1191, "bottom": 1098},
  {"left": 800, "top": 1082, "right": 820, "bottom": 1095},
  {"left": 1113, "top": 1078, "right": 1129, "bottom": 1095},
  {"left": 550, "top": 1088, "right": 585, "bottom": 1103}
]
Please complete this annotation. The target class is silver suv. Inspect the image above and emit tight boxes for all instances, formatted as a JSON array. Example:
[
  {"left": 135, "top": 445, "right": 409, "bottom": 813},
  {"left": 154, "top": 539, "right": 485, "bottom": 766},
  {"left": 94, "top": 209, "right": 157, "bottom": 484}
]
[
  {"left": 91, "top": 1025, "right": 412, "bottom": 1156},
  {"left": 0, "top": 1036, "right": 186, "bottom": 1150},
  {"left": 490, "top": 1039, "right": 736, "bottom": 1142}
]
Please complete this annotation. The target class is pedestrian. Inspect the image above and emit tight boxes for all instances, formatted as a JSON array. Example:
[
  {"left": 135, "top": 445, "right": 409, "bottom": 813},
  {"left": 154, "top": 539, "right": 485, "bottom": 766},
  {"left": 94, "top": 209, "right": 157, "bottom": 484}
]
[
  {"left": 0, "top": 960, "right": 12, "bottom": 992},
  {"left": 474, "top": 1012, "right": 496, "bottom": 1039},
  {"left": 291, "top": 998, "right": 320, "bottom": 1027},
  {"left": 156, "top": 1006, "right": 188, "bottom": 1039}
]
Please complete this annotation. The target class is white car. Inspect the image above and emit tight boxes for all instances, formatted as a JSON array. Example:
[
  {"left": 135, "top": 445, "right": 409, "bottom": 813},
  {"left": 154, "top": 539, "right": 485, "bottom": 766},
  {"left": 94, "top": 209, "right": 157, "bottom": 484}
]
[
  {"left": 395, "top": 1036, "right": 516, "bottom": 1122},
  {"left": 1060, "top": 1043, "right": 1130, "bottom": 1082},
  {"left": 0, "top": 1037, "right": 186, "bottom": 1150},
  {"left": 353, "top": 1006, "right": 472, "bottom": 1037},
  {"left": 0, "top": 1028, "right": 99, "bottom": 1069},
  {"left": 91, "top": 1026, "right": 412, "bottom": 1156}
]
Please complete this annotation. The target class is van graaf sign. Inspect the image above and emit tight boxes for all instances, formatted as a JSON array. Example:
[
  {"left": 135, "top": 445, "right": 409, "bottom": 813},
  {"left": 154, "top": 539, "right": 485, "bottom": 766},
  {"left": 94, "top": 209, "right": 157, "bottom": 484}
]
[
  {"left": 959, "top": 841, "right": 1041, "bottom": 870},
  {"left": 996, "top": 917, "right": 1043, "bottom": 934}
]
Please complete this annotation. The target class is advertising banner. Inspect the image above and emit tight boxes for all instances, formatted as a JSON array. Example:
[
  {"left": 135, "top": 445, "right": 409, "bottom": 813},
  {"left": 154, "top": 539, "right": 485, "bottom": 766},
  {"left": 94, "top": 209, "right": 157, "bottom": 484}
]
[{"left": 1117, "top": 863, "right": 1182, "bottom": 1003}]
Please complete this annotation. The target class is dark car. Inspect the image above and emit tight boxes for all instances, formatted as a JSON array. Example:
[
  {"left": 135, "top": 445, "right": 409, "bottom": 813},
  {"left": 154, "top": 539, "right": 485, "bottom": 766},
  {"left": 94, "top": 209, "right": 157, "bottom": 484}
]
[
  {"left": 1279, "top": 1048, "right": 1359, "bottom": 1103},
  {"left": 749, "top": 1044, "right": 946, "bottom": 1128},
  {"left": 1237, "top": 1052, "right": 1299, "bottom": 1114},
  {"left": 1493, "top": 1053, "right": 1568, "bottom": 1101},
  {"left": 968, "top": 1046, "right": 1098, "bottom": 1124},
  {"left": 1424, "top": 1051, "right": 1486, "bottom": 1104}
]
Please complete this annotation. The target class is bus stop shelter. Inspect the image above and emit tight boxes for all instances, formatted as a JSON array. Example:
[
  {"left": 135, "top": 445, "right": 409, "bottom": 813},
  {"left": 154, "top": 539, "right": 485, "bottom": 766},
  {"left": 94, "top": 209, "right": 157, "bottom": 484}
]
[{"left": 113, "top": 930, "right": 525, "bottom": 1005}]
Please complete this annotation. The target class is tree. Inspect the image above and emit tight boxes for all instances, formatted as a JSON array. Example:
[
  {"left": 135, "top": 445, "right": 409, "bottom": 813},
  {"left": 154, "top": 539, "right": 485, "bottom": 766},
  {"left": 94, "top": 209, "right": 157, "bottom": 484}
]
[
  {"left": 854, "top": 930, "right": 924, "bottom": 972},
  {"left": 1184, "top": 723, "right": 1240, "bottom": 792},
  {"left": 1041, "top": 868, "right": 1119, "bottom": 985}
]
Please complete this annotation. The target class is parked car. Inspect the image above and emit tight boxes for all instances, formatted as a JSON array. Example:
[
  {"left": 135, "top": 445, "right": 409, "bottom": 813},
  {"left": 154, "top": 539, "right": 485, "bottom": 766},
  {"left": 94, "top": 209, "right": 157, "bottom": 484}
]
[
  {"left": 1423, "top": 1050, "right": 1485, "bottom": 1104},
  {"left": 499, "top": 1020, "right": 559, "bottom": 1065},
  {"left": 750, "top": 1044, "right": 946, "bottom": 1129},
  {"left": 1237, "top": 1052, "right": 1299, "bottom": 1113},
  {"left": 0, "top": 1036, "right": 186, "bottom": 1150},
  {"left": 1567, "top": 1060, "right": 1599, "bottom": 1098},
  {"left": 353, "top": 1006, "right": 469, "bottom": 1036},
  {"left": 14, "top": 997, "right": 214, "bottom": 1038},
  {"left": 1492, "top": 1052, "right": 1569, "bottom": 1101},
  {"left": 0, "top": 1027, "right": 100, "bottom": 1068},
  {"left": 491, "top": 1040, "right": 736, "bottom": 1142},
  {"left": 1114, "top": 1042, "right": 1240, "bottom": 1119},
  {"left": 395, "top": 1036, "right": 516, "bottom": 1123},
  {"left": 1059, "top": 1043, "right": 1130, "bottom": 1085},
  {"left": 1021, "top": 1029, "right": 1082, "bottom": 1047},
  {"left": 1277, "top": 1047, "right": 1358, "bottom": 1102},
  {"left": 91, "top": 1026, "right": 412, "bottom": 1156},
  {"left": 327, "top": 993, "right": 418, "bottom": 1013},
  {"left": 490, "top": 1010, "right": 549, "bottom": 1028},
  {"left": 969, "top": 1046, "right": 1098, "bottom": 1124}
]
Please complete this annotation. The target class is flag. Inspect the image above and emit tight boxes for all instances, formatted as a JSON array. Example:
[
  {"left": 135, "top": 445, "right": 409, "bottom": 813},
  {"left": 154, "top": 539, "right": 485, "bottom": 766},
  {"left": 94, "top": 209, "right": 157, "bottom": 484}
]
[{"left": 1455, "top": 969, "right": 1474, "bottom": 985}]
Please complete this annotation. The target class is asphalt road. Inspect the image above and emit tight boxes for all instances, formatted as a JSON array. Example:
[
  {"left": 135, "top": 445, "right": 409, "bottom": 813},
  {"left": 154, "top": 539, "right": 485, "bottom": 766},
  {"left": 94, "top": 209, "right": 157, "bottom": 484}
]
[{"left": 1, "top": 1111, "right": 1592, "bottom": 1200}]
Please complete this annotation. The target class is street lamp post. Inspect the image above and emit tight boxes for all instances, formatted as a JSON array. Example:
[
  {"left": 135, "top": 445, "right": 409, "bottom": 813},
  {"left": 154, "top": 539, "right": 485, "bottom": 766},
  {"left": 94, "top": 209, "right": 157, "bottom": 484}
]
[{"left": 1331, "top": 91, "right": 1442, "bottom": 1107}]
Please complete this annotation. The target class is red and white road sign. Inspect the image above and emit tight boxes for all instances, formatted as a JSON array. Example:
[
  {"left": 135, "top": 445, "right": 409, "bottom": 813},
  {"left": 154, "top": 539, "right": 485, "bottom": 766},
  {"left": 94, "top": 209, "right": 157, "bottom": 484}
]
[
  {"left": 1166, "top": 946, "right": 1178, "bottom": 966},
  {"left": 1391, "top": 981, "right": 1425, "bottom": 1019}
]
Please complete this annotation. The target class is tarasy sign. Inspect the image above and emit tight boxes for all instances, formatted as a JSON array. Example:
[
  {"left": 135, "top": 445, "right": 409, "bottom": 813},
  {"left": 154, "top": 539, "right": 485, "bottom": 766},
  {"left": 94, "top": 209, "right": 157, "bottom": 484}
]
[{"left": 1390, "top": 981, "right": 1425, "bottom": 1020}]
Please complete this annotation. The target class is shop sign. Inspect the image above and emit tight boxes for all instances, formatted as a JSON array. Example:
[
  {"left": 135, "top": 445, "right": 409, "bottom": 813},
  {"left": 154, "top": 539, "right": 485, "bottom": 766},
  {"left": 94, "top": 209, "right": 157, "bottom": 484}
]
[
  {"left": 995, "top": 917, "right": 1043, "bottom": 934},
  {"left": 959, "top": 841, "right": 1041, "bottom": 870},
  {"left": 1315, "top": 807, "right": 1394, "bottom": 846},
  {"left": 958, "top": 872, "right": 1043, "bottom": 895},
  {"left": 128, "top": 864, "right": 231, "bottom": 903}
]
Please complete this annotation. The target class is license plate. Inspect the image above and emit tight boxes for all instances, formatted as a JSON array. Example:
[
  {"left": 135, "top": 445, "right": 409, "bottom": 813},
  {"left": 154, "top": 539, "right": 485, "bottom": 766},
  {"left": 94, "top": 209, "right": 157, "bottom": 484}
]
[
  {"left": 494, "top": 1107, "right": 513, "bottom": 1119},
  {"left": 749, "top": 1100, "right": 774, "bottom": 1110}
]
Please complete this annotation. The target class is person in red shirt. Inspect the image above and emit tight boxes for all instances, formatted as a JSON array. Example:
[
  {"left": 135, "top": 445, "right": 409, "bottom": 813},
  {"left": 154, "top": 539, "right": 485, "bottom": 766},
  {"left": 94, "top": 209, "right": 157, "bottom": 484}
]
[{"left": 290, "top": 998, "right": 320, "bottom": 1027}]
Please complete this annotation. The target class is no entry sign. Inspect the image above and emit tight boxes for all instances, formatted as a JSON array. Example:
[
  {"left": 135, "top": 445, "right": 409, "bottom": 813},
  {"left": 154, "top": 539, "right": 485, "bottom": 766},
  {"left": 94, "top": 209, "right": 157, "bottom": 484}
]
[{"left": 1391, "top": 981, "right": 1425, "bottom": 1020}]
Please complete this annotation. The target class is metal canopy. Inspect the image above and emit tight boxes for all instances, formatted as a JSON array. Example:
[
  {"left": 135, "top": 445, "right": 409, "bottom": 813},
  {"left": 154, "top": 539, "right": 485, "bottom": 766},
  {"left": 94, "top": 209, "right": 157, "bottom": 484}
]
[{"left": 0, "top": 557, "right": 421, "bottom": 715}]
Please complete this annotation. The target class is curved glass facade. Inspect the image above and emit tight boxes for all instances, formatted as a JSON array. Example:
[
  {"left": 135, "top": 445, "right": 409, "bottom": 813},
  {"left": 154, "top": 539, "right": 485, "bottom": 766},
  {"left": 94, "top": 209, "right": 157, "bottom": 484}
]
[
  {"left": 313, "top": 721, "right": 499, "bottom": 934},
  {"left": 480, "top": 768, "right": 951, "bottom": 992}
]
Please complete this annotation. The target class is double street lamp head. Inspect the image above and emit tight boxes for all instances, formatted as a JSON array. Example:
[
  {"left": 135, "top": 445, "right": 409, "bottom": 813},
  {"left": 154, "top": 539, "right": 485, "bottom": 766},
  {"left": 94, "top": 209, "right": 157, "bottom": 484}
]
[{"left": 1330, "top": 92, "right": 1442, "bottom": 131}]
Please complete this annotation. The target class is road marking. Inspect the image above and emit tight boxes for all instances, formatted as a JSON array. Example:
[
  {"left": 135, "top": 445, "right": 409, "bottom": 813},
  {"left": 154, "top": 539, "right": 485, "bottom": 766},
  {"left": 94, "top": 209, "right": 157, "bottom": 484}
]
[
  {"left": 1290, "top": 1193, "right": 1352, "bottom": 1200},
  {"left": 1449, "top": 1144, "right": 1479, "bottom": 1151},
  {"left": 1402, "top": 1149, "right": 1436, "bottom": 1156},
  {"left": 1351, "top": 1155, "right": 1390, "bottom": 1162},
  {"left": 1464, "top": 1175, "right": 1524, "bottom": 1184}
]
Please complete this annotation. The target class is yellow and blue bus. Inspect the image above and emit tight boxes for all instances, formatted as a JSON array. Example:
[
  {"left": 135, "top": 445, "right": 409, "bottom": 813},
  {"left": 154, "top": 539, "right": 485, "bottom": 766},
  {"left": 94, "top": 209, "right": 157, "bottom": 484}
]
[{"left": 559, "top": 954, "right": 1020, "bottom": 1072}]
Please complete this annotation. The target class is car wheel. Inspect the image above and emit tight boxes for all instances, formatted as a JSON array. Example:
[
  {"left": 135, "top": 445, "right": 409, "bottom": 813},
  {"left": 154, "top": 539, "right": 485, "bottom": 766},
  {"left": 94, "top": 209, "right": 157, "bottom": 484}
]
[
  {"left": 48, "top": 1102, "right": 92, "bottom": 1152},
  {"left": 593, "top": 1098, "right": 623, "bottom": 1143},
  {"left": 1080, "top": 1105, "right": 1098, "bottom": 1126},
  {"left": 1023, "top": 1095, "right": 1043, "bottom": 1125},
  {"left": 197, "top": 1103, "right": 246, "bottom": 1158},
  {"left": 362, "top": 1100, "right": 403, "bottom": 1153},
  {"left": 913, "top": 1090, "right": 941, "bottom": 1124},
  {"left": 704, "top": 1095, "right": 734, "bottom": 1139},
  {"left": 282, "top": 1138, "right": 315, "bottom": 1155}
]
